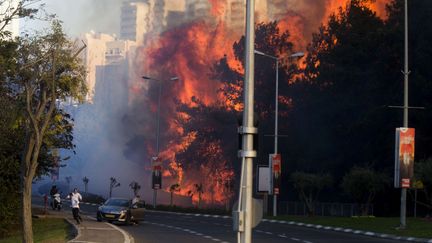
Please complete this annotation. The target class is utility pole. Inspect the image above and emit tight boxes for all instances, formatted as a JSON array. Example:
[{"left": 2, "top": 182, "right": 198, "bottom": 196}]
[
  {"left": 238, "top": 0, "right": 255, "bottom": 242},
  {"left": 400, "top": 0, "right": 409, "bottom": 229}
]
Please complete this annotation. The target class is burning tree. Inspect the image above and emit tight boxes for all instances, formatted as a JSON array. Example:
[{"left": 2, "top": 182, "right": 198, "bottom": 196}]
[{"left": 169, "top": 183, "right": 180, "bottom": 207}]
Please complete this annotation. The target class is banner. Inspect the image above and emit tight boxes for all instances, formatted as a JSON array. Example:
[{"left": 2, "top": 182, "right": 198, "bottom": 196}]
[
  {"left": 394, "top": 128, "right": 415, "bottom": 188},
  {"left": 151, "top": 157, "right": 162, "bottom": 189},
  {"left": 269, "top": 154, "right": 281, "bottom": 195}
]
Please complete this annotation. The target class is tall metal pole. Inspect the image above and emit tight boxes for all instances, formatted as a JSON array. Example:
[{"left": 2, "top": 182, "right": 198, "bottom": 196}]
[
  {"left": 400, "top": 0, "right": 409, "bottom": 229},
  {"left": 239, "top": 0, "right": 255, "bottom": 242},
  {"left": 153, "top": 82, "right": 162, "bottom": 209},
  {"left": 273, "top": 60, "right": 279, "bottom": 217}
]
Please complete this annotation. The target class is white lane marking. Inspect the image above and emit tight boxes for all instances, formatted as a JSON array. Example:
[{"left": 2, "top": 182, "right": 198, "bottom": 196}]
[
  {"left": 278, "top": 234, "right": 287, "bottom": 238},
  {"left": 290, "top": 238, "right": 301, "bottom": 241},
  {"left": 142, "top": 221, "right": 229, "bottom": 243},
  {"left": 83, "top": 227, "right": 116, "bottom": 231}
]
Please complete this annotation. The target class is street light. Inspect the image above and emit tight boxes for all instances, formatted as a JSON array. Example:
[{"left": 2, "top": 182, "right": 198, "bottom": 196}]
[
  {"left": 254, "top": 50, "right": 304, "bottom": 217},
  {"left": 141, "top": 75, "right": 179, "bottom": 208}
]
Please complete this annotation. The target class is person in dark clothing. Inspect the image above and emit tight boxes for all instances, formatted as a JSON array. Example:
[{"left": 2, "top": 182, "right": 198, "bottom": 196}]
[{"left": 49, "top": 185, "right": 58, "bottom": 209}]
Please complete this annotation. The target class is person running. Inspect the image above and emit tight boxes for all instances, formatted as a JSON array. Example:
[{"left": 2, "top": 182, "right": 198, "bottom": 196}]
[{"left": 67, "top": 188, "right": 83, "bottom": 224}]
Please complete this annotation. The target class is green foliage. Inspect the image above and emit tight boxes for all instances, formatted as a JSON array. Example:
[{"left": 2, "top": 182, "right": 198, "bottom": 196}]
[
  {"left": 341, "top": 166, "right": 390, "bottom": 215},
  {"left": 290, "top": 172, "right": 333, "bottom": 215},
  {"left": 414, "top": 158, "right": 432, "bottom": 210}
]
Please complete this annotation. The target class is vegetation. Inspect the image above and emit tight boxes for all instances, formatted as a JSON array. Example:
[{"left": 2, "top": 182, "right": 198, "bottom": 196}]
[
  {"left": 129, "top": 181, "right": 141, "bottom": 197},
  {"left": 290, "top": 172, "right": 333, "bottom": 216},
  {"left": 341, "top": 167, "right": 390, "bottom": 215},
  {"left": 169, "top": 183, "right": 180, "bottom": 207},
  {"left": 173, "top": 0, "right": 432, "bottom": 217},
  {"left": 0, "top": 218, "right": 72, "bottom": 243},
  {"left": 109, "top": 177, "right": 121, "bottom": 198},
  {"left": 414, "top": 158, "right": 432, "bottom": 213},
  {"left": 1, "top": 1, "right": 87, "bottom": 240}
]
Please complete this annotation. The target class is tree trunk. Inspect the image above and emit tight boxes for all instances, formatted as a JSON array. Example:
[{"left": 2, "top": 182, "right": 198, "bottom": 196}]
[
  {"left": 22, "top": 175, "right": 34, "bottom": 243},
  {"left": 170, "top": 192, "right": 173, "bottom": 207}
]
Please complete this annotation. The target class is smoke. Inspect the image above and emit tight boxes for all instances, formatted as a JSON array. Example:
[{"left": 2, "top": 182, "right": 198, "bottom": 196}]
[
  {"left": 24, "top": 0, "right": 121, "bottom": 37},
  {"left": 33, "top": 0, "right": 391, "bottom": 205}
]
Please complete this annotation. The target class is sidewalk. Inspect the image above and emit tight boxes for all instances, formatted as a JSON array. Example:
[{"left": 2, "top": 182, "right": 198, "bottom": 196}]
[{"left": 34, "top": 205, "right": 133, "bottom": 243}]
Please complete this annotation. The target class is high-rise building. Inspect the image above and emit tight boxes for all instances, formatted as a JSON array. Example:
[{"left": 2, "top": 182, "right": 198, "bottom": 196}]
[
  {"left": 185, "top": 0, "right": 211, "bottom": 21},
  {"left": 225, "top": 0, "right": 245, "bottom": 31},
  {"left": 120, "top": 1, "right": 148, "bottom": 43},
  {"left": 80, "top": 32, "right": 136, "bottom": 103}
]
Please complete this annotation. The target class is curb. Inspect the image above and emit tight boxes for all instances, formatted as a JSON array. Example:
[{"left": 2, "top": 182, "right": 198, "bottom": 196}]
[
  {"left": 260, "top": 219, "right": 432, "bottom": 243},
  {"left": 87, "top": 216, "right": 134, "bottom": 243},
  {"left": 65, "top": 218, "right": 81, "bottom": 243},
  {"left": 146, "top": 210, "right": 432, "bottom": 243}
]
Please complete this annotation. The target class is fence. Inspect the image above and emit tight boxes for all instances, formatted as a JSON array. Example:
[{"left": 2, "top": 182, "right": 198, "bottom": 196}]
[{"left": 278, "top": 201, "right": 374, "bottom": 217}]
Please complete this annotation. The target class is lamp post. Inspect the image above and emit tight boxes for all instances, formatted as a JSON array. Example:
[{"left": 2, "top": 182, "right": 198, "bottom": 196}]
[
  {"left": 254, "top": 50, "right": 304, "bottom": 217},
  {"left": 142, "top": 75, "right": 179, "bottom": 208}
]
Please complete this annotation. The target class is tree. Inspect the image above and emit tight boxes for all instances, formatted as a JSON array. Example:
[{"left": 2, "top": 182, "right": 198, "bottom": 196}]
[
  {"left": 129, "top": 181, "right": 141, "bottom": 197},
  {"left": 414, "top": 158, "right": 432, "bottom": 213},
  {"left": 0, "top": 0, "right": 40, "bottom": 38},
  {"left": 109, "top": 177, "right": 120, "bottom": 198},
  {"left": 82, "top": 176, "right": 89, "bottom": 194},
  {"left": 290, "top": 172, "right": 332, "bottom": 216},
  {"left": 341, "top": 166, "right": 389, "bottom": 215},
  {"left": 169, "top": 183, "right": 180, "bottom": 207},
  {"left": 6, "top": 21, "right": 87, "bottom": 243},
  {"left": 194, "top": 183, "right": 204, "bottom": 209},
  {"left": 65, "top": 176, "right": 72, "bottom": 191}
]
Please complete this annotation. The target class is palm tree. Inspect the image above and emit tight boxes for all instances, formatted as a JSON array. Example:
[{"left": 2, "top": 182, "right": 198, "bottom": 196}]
[
  {"left": 109, "top": 177, "right": 121, "bottom": 198},
  {"left": 65, "top": 176, "right": 72, "bottom": 191},
  {"left": 129, "top": 181, "right": 141, "bottom": 196},
  {"left": 82, "top": 176, "right": 89, "bottom": 194},
  {"left": 169, "top": 183, "right": 180, "bottom": 207},
  {"left": 194, "top": 183, "right": 204, "bottom": 209}
]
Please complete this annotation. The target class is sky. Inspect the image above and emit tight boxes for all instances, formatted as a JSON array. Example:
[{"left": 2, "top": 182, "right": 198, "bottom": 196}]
[{"left": 21, "top": 0, "right": 122, "bottom": 37}]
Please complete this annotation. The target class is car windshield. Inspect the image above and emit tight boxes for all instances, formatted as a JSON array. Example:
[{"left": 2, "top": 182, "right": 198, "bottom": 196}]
[{"left": 105, "top": 199, "right": 129, "bottom": 207}]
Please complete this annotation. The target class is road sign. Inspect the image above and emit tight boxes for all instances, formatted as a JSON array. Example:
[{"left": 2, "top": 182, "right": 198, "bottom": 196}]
[
  {"left": 257, "top": 166, "right": 270, "bottom": 193},
  {"left": 394, "top": 128, "right": 415, "bottom": 188},
  {"left": 151, "top": 157, "right": 162, "bottom": 189},
  {"left": 401, "top": 178, "right": 410, "bottom": 188},
  {"left": 270, "top": 154, "right": 281, "bottom": 195}
]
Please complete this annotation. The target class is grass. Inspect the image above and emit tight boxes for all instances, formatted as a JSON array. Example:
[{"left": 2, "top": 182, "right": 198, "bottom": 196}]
[
  {"left": 269, "top": 215, "right": 432, "bottom": 239},
  {"left": 0, "top": 218, "right": 73, "bottom": 243}
]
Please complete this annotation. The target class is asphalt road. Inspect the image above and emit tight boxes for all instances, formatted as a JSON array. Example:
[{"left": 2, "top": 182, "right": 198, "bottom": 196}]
[
  {"left": 32, "top": 197, "right": 400, "bottom": 243},
  {"left": 124, "top": 211, "right": 399, "bottom": 243}
]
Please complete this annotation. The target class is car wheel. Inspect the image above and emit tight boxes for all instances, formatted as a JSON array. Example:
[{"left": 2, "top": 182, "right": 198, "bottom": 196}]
[
  {"left": 125, "top": 213, "right": 131, "bottom": 225},
  {"left": 96, "top": 212, "right": 102, "bottom": 222}
]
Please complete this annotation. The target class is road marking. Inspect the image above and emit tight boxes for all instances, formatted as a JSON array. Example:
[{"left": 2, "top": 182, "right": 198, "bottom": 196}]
[
  {"left": 83, "top": 227, "right": 116, "bottom": 231},
  {"left": 143, "top": 221, "right": 229, "bottom": 243},
  {"left": 290, "top": 238, "right": 300, "bottom": 241}
]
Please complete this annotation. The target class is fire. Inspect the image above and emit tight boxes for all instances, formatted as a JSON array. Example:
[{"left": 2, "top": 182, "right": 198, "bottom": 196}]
[
  {"left": 133, "top": 0, "right": 392, "bottom": 206},
  {"left": 324, "top": 0, "right": 389, "bottom": 21}
]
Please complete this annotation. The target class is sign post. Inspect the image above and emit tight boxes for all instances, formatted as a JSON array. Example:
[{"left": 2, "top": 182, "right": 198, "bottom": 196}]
[
  {"left": 151, "top": 156, "right": 162, "bottom": 208},
  {"left": 269, "top": 154, "right": 281, "bottom": 216}
]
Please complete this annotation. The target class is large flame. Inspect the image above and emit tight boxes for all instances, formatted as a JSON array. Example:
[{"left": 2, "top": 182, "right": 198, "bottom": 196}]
[{"left": 132, "top": 0, "right": 391, "bottom": 206}]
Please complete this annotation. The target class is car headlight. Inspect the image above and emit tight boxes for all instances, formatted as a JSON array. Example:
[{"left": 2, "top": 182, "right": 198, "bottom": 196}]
[{"left": 120, "top": 210, "right": 127, "bottom": 215}]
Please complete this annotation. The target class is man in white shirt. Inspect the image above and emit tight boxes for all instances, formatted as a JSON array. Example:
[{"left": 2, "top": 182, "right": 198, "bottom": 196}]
[{"left": 67, "top": 188, "right": 83, "bottom": 224}]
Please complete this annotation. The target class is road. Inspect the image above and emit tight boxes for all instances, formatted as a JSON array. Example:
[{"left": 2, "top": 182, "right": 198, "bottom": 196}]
[
  {"left": 32, "top": 196, "right": 400, "bottom": 243},
  {"left": 124, "top": 210, "right": 398, "bottom": 243}
]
